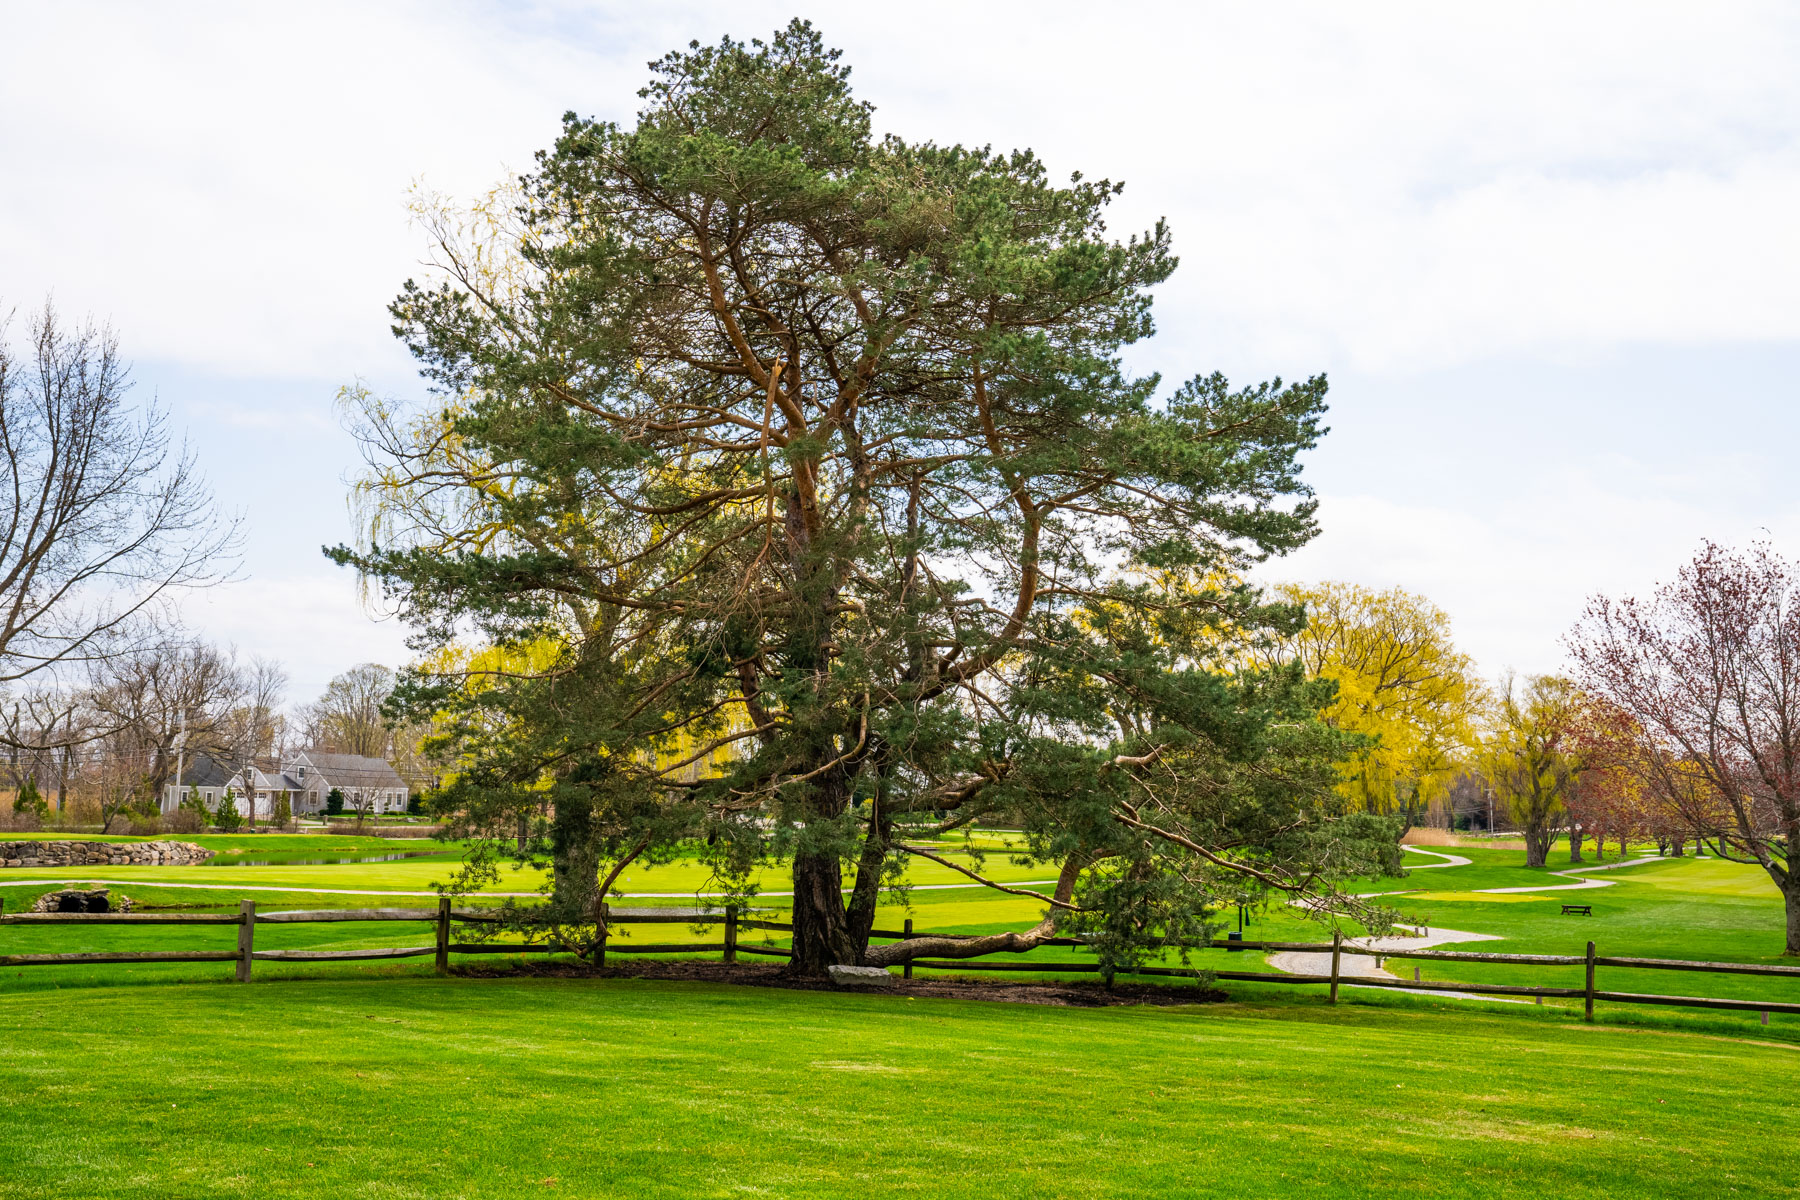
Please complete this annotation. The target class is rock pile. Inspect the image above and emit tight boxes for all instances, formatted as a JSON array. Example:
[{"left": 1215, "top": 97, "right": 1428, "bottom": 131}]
[{"left": 0, "top": 840, "right": 215, "bottom": 868}]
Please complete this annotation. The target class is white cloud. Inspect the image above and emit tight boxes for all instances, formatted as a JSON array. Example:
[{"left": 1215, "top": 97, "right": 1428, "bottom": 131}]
[
  {"left": 3, "top": 1, "right": 1797, "bottom": 689},
  {"left": 1, "top": 2, "right": 619, "bottom": 377},
  {"left": 1265, "top": 461, "right": 1800, "bottom": 680},
  {"left": 179, "top": 573, "right": 412, "bottom": 706},
  {"left": 4, "top": 2, "right": 1796, "bottom": 380}
]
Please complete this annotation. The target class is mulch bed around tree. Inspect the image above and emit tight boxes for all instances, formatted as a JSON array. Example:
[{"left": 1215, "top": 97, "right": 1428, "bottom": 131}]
[{"left": 453, "top": 956, "right": 1228, "bottom": 1008}]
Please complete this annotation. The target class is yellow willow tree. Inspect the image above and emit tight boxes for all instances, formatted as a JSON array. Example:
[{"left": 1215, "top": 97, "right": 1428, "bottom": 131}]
[
  {"left": 1251, "top": 582, "right": 1479, "bottom": 822},
  {"left": 1481, "top": 673, "right": 1585, "bottom": 868}
]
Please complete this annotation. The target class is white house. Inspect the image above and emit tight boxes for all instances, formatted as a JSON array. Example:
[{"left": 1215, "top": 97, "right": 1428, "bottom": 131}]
[{"left": 162, "top": 750, "right": 411, "bottom": 818}]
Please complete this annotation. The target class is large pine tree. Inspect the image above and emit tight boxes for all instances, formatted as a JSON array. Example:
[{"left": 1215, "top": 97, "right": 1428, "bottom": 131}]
[{"left": 336, "top": 21, "right": 1400, "bottom": 974}]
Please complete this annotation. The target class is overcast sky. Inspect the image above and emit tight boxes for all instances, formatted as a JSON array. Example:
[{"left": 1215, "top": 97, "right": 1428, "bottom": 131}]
[{"left": 3, "top": 1, "right": 1797, "bottom": 704}]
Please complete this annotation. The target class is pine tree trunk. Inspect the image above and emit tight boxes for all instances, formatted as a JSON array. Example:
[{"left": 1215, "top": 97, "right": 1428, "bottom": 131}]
[
  {"left": 789, "top": 850, "right": 859, "bottom": 974},
  {"left": 843, "top": 799, "right": 892, "bottom": 956},
  {"left": 551, "top": 794, "right": 601, "bottom": 920}
]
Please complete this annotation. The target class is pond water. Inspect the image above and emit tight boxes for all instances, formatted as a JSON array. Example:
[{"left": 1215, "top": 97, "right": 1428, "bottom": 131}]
[{"left": 206, "top": 850, "right": 457, "bottom": 867}]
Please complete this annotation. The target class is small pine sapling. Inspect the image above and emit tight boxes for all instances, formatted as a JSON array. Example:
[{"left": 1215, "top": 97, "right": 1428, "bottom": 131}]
[
  {"left": 13, "top": 779, "right": 48, "bottom": 820},
  {"left": 214, "top": 789, "right": 243, "bottom": 832}
]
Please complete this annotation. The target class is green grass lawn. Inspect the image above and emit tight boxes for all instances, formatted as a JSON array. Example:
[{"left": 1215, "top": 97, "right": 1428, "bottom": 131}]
[
  {"left": 0, "top": 836, "right": 1053, "bottom": 897},
  {"left": 1356, "top": 850, "right": 1800, "bottom": 1008},
  {"left": 5, "top": 840, "right": 1800, "bottom": 1196},
  {"left": 3, "top": 839, "right": 1795, "bottom": 995},
  {"left": 4, "top": 974, "right": 1797, "bottom": 1199}
]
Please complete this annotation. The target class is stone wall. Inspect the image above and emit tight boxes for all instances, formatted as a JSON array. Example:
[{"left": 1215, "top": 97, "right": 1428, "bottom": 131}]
[
  {"left": 31, "top": 887, "right": 135, "bottom": 913},
  {"left": 0, "top": 840, "right": 215, "bottom": 868}
]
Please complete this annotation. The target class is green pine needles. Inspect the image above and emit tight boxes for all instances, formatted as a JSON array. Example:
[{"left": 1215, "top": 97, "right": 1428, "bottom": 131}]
[
  {"left": 12, "top": 779, "right": 48, "bottom": 821},
  {"left": 213, "top": 790, "right": 243, "bottom": 834},
  {"left": 178, "top": 785, "right": 211, "bottom": 828},
  {"left": 334, "top": 19, "right": 1401, "bottom": 974}
]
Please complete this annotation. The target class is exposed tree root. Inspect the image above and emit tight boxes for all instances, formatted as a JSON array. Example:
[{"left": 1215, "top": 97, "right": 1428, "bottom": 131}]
[{"left": 453, "top": 957, "right": 1227, "bottom": 1008}]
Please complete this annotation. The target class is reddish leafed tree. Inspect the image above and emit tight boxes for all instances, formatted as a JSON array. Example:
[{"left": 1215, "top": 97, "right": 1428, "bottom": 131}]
[
  {"left": 1570, "top": 541, "right": 1800, "bottom": 954},
  {"left": 1566, "top": 698, "right": 1646, "bottom": 864}
]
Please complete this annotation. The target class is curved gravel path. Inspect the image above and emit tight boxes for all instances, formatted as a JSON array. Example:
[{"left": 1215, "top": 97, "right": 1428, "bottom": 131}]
[
  {"left": 1266, "top": 848, "right": 1666, "bottom": 1001},
  {"left": 1477, "top": 856, "right": 1663, "bottom": 893},
  {"left": 1400, "top": 846, "right": 1471, "bottom": 869},
  {"left": 1265, "top": 924, "right": 1525, "bottom": 1003}
]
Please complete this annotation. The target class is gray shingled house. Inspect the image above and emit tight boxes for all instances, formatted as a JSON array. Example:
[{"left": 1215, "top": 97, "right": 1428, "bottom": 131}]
[{"left": 162, "top": 750, "right": 410, "bottom": 819}]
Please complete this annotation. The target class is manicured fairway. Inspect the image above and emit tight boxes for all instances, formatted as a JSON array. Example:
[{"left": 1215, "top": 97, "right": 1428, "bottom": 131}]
[
  {"left": 4, "top": 838, "right": 1800, "bottom": 1196},
  {"left": 0, "top": 833, "right": 1051, "bottom": 896},
  {"left": 6, "top": 839, "right": 1800, "bottom": 1022},
  {"left": 3, "top": 974, "right": 1797, "bottom": 1199}
]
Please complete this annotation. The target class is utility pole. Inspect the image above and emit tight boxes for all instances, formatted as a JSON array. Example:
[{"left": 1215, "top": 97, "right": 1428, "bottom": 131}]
[
  {"left": 171, "top": 710, "right": 187, "bottom": 815},
  {"left": 242, "top": 741, "right": 256, "bottom": 831}
]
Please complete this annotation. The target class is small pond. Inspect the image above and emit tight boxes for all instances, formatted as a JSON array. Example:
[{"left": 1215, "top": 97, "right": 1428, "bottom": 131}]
[{"left": 206, "top": 850, "right": 459, "bottom": 867}]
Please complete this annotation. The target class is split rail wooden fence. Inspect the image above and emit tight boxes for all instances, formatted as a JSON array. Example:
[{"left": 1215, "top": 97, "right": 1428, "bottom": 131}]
[{"left": 3, "top": 898, "right": 1798, "bottom": 1024}]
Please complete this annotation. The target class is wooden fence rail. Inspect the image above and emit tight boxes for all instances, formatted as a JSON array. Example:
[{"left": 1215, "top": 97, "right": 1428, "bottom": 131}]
[{"left": 2, "top": 896, "right": 1795, "bottom": 1023}]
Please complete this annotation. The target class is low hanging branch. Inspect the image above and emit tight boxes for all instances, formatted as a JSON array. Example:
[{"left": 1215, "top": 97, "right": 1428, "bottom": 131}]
[
  {"left": 863, "top": 855, "right": 1090, "bottom": 968},
  {"left": 1111, "top": 810, "right": 1320, "bottom": 895},
  {"left": 892, "top": 842, "right": 1085, "bottom": 911}
]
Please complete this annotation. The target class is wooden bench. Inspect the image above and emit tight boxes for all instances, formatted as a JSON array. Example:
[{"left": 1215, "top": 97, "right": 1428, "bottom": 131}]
[{"left": 1561, "top": 903, "right": 1593, "bottom": 915}]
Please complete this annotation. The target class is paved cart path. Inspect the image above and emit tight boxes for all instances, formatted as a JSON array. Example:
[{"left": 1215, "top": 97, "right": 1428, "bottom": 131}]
[
  {"left": 1400, "top": 846, "right": 1472, "bottom": 869},
  {"left": 1265, "top": 924, "right": 1528, "bottom": 1003},
  {"left": 1267, "top": 849, "right": 1670, "bottom": 1001},
  {"left": 1477, "top": 856, "right": 1664, "bottom": 893}
]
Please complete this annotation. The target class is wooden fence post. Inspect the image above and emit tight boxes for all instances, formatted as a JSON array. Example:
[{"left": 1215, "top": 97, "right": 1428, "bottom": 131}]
[
  {"left": 724, "top": 905, "right": 738, "bottom": 965},
  {"left": 596, "top": 903, "right": 608, "bottom": 969},
  {"left": 1329, "top": 930, "right": 1342, "bottom": 1005},
  {"left": 435, "top": 897, "right": 451, "bottom": 975},
  {"left": 903, "top": 918, "right": 913, "bottom": 980},
  {"left": 1584, "top": 940, "right": 1596, "bottom": 1023},
  {"left": 236, "top": 900, "right": 255, "bottom": 982}
]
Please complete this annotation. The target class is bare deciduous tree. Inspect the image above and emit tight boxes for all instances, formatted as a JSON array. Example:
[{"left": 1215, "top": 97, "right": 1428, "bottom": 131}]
[
  {"left": 220, "top": 656, "right": 288, "bottom": 769},
  {"left": 86, "top": 641, "right": 246, "bottom": 830},
  {"left": 0, "top": 302, "right": 239, "bottom": 705},
  {"left": 306, "top": 663, "right": 394, "bottom": 758}
]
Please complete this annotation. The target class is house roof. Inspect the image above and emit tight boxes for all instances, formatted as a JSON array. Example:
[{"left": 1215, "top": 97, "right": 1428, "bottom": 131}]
[
  {"left": 290, "top": 751, "right": 408, "bottom": 791},
  {"left": 175, "top": 755, "right": 235, "bottom": 789},
  {"left": 249, "top": 768, "right": 307, "bottom": 792}
]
